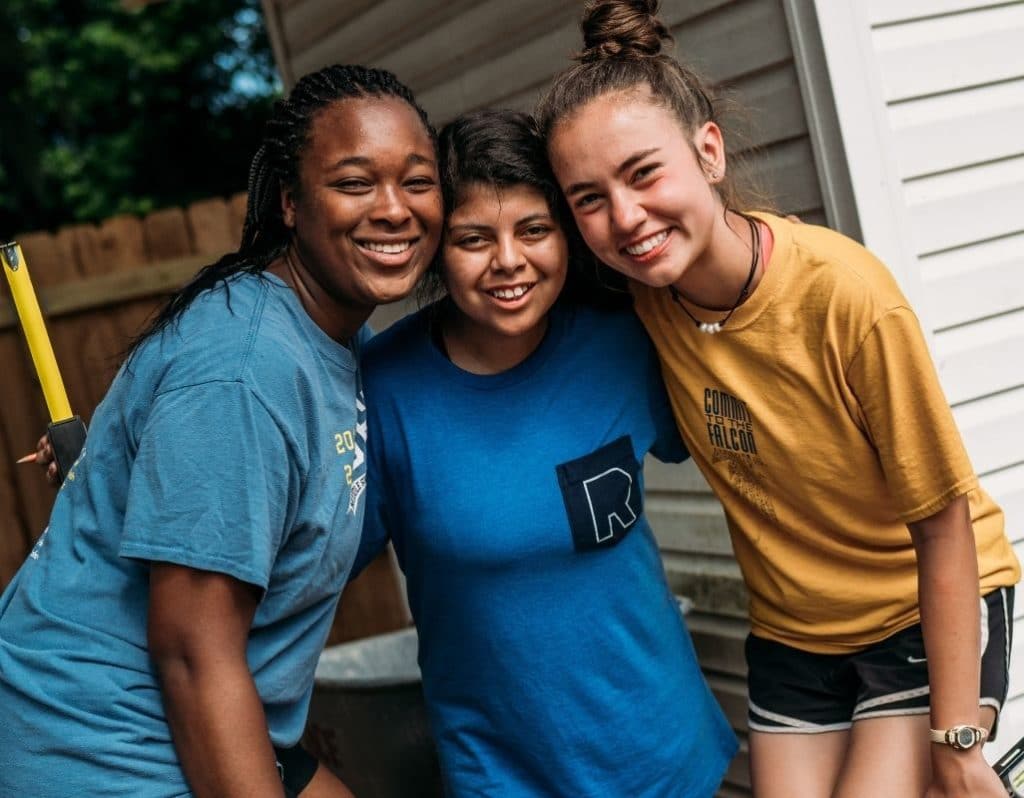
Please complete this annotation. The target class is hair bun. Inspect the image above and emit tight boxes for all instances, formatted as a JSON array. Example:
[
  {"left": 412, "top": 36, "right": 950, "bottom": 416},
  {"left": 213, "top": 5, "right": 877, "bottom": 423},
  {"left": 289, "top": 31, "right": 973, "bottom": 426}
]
[{"left": 578, "top": 0, "right": 672, "bottom": 62}]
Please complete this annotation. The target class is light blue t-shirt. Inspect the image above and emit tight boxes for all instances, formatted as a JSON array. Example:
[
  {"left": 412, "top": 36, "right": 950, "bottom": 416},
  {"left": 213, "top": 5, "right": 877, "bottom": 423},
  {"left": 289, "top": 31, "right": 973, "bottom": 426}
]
[
  {"left": 0, "top": 272, "right": 368, "bottom": 797},
  {"left": 360, "top": 301, "right": 737, "bottom": 797}
]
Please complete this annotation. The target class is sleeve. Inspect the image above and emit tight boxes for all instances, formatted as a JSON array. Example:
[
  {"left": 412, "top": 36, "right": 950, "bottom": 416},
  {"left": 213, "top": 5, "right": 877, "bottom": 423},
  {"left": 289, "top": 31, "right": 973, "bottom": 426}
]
[
  {"left": 643, "top": 335, "right": 689, "bottom": 464},
  {"left": 845, "top": 307, "right": 977, "bottom": 523},
  {"left": 119, "top": 380, "right": 296, "bottom": 589}
]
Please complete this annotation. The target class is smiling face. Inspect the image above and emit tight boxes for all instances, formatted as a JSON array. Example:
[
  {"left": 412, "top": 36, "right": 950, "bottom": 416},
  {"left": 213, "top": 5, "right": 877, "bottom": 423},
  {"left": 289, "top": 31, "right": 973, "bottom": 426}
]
[
  {"left": 443, "top": 182, "right": 568, "bottom": 348},
  {"left": 282, "top": 96, "right": 443, "bottom": 315},
  {"left": 547, "top": 91, "right": 727, "bottom": 290}
]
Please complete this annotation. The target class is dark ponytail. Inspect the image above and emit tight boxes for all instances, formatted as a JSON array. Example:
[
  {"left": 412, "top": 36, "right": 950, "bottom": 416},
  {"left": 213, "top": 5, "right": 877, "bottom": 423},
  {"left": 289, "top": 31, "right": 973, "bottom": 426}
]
[{"left": 131, "top": 64, "right": 435, "bottom": 353}]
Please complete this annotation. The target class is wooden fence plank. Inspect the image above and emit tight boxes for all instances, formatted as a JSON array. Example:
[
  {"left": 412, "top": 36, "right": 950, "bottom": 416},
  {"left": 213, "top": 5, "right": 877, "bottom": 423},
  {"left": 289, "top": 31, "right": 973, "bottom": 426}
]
[
  {"left": 98, "top": 215, "right": 154, "bottom": 343},
  {"left": 228, "top": 192, "right": 248, "bottom": 241},
  {"left": 0, "top": 413, "right": 31, "bottom": 584},
  {"left": 144, "top": 207, "right": 194, "bottom": 260},
  {"left": 0, "top": 255, "right": 222, "bottom": 333},
  {"left": 187, "top": 197, "right": 237, "bottom": 255},
  {"left": 54, "top": 225, "right": 127, "bottom": 413}
]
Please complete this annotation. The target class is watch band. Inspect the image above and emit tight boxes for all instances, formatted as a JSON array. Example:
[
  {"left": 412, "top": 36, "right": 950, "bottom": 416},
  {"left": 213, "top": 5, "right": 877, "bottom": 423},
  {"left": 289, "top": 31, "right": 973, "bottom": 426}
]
[{"left": 929, "top": 725, "right": 989, "bottom": 749}]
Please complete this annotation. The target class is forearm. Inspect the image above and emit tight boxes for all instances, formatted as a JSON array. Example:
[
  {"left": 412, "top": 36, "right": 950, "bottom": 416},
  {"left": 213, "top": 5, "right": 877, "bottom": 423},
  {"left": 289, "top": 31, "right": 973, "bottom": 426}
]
[
  {"left": 149, "top": 564, "right": 284, "bottom": 797},
  {"left": 910, "top": 495, "right": 1007, "bottom": 796},
  {"left": 157, "top": 654, "right": 284, "bottom": 798},
  {"left": 911, "top": 494, "right": 982, "bottom": 729}
]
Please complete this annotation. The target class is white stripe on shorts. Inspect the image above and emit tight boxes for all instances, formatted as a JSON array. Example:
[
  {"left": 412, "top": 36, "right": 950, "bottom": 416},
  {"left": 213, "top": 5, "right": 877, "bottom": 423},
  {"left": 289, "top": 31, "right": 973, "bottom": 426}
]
[
  {"left": 748, "top": 699, "right": 852, "bottom": 733},
  {"left": 854, "top": 685, "right": 930, "bottom": 716}
]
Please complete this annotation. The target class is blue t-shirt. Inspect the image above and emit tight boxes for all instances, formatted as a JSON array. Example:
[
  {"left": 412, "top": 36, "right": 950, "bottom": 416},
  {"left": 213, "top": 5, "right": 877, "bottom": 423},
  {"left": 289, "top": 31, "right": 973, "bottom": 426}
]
[
  {"left": 360, "top": 302, "right": 737, "bottom": 797},
  {"left": 0, "top": 272, "right": 368, "bottom": 797}
]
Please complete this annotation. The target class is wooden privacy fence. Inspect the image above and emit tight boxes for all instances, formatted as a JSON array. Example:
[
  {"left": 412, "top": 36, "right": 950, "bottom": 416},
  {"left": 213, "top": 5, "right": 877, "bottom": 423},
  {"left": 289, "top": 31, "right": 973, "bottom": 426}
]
[{"left": 0, "top": 194, "right": 406, "bottom": 644}]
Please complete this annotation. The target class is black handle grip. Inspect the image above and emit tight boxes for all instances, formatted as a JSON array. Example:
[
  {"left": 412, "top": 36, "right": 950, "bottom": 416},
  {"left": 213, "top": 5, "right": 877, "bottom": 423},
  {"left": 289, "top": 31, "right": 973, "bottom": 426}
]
[{"left": 47, "top": 416, "right": 87, "bottom": 482}]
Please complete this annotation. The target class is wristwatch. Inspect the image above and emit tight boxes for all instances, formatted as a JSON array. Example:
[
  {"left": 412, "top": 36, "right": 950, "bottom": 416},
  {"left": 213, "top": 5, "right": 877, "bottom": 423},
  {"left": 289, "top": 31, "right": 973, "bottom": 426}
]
[{"left": 929, "top": 725, "right": 989, "bottom": 750}]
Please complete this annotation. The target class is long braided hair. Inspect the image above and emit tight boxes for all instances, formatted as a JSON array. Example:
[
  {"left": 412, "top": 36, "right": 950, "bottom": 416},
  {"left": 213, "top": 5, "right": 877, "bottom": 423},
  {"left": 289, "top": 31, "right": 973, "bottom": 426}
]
[{"left": 131, "top": 64, "right": 435, "bottom": 352}]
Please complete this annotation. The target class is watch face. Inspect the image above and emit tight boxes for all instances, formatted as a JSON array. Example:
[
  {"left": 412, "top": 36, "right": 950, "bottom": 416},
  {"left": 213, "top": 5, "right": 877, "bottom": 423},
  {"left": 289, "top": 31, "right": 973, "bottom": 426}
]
[{"left": 956, "top": 727, "right": 977, "bottom": 748}]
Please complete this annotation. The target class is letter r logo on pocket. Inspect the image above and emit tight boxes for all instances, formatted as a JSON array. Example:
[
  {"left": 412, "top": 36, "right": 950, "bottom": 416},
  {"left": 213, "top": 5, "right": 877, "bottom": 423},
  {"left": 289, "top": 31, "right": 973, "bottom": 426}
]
[
  {"left": 557, "top": 436, "right": 643, "bottom": 553},
  {"left": 584, "top": 468, "right": 637, "bottom": 543}
]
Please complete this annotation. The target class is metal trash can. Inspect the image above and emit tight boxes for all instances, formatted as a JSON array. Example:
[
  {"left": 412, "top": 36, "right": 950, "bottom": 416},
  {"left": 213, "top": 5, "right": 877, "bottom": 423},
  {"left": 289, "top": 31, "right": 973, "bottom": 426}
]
[{"left": 302, "top": 628, "right": 443, "bottom": 798}]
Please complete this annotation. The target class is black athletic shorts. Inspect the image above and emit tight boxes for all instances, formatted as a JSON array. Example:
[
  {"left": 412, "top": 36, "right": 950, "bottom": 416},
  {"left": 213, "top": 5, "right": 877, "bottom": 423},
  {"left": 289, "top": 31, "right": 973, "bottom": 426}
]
[
  {"left": 746, "top": 587, "right": 1014, "bottom": 736},
  {"left": 274, "top": 742, "right": 318, "bottom": 797}
]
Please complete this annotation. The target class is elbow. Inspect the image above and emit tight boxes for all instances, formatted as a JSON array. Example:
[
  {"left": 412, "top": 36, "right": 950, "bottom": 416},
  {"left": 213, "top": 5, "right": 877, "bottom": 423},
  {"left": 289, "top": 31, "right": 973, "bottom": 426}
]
[
  {"left": 148, "top": 622, "right": 200, "bottom": 693},
  {"left": 907, "top": 494, "right": 973, "bottom": 550}
]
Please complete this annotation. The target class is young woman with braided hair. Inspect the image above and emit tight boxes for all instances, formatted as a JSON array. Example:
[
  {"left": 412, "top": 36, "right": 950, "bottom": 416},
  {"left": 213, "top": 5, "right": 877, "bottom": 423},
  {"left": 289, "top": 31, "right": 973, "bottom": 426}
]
[
  {"left": 536, "top": 2, "right": 1019, "bottom": 797},
  {"left": 0, "top": 64, "right": 442, "bottom": 797}
]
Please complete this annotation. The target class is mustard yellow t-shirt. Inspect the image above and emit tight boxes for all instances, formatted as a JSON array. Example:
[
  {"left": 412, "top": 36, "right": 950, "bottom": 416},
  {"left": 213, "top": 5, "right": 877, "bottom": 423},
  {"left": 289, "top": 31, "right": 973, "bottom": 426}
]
[{"left": 632, "top": 213, "right": 1019, "bottom": 653}]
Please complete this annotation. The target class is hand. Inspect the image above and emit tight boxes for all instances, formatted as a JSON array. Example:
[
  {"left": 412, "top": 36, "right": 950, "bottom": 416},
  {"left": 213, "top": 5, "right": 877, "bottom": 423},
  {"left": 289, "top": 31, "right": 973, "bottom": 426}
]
[
  {"left": 34, "top": 434, "right": 60, "bottom": 487},
  {"left": 298, "top": 764, "right": 355, "bottom": 798},
  {"left": 926, "top": 745, "right": 1006, "bottom": 798}
]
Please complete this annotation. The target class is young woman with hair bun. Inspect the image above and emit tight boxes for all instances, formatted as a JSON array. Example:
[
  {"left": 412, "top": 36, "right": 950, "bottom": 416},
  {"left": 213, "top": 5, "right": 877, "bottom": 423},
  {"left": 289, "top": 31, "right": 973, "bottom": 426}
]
[{"left": 537, "top": 2, "right": 1019, "bottom": 796}]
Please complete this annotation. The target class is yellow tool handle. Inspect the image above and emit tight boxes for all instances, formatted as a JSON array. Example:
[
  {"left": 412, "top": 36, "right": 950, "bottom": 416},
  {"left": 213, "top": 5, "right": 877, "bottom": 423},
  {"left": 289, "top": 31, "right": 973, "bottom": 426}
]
[{"left": 1, "top": 242, "right": 74, "bottom": 422}]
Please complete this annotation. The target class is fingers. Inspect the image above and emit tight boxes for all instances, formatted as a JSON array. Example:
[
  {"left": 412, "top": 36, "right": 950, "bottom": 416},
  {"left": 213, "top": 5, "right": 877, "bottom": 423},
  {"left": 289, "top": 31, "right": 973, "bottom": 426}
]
[
  {"left": 37, "top": 435, "right": 55, "bottom": 463},
  {"left": 16, "top": 434, "right": 61, "bottom": 486}
]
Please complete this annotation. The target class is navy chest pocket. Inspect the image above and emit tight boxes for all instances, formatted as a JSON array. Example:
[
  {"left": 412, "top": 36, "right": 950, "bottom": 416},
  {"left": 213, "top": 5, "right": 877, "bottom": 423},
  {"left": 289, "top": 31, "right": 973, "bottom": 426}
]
[{"left": 556, "top": 435, "right": 642, "bottom": 552}]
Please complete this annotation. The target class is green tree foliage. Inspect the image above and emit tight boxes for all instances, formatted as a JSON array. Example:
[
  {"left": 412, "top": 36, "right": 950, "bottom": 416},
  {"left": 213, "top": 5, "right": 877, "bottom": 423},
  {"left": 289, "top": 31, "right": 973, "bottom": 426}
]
[{"left": 0, "top": 0, "right": 280, "bottom": 235}]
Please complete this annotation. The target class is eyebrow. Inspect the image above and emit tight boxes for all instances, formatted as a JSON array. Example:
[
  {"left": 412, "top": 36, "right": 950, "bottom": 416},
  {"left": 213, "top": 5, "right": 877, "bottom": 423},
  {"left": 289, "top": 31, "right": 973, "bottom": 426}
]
[
  {"left": 408, "top": 153, "right": 435, "bottom": 167},
  {"left": 447, "top": 213, "right": 553, "bottom": 233},
  {"left": 329, "top": 153, "right": 436, "bottom": 169},
  {"left": 564, "top": 148, "right": 660, "bottom": 196},
  {"left": 447, "top": 223, "right": 490, "bottom": 234},
  {"left": 515, "top": 213, "right": 554, "bottom": 226}
]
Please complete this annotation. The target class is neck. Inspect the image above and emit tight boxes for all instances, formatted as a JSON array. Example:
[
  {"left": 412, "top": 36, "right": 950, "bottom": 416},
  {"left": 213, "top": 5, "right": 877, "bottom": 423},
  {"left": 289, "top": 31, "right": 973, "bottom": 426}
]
[
  {"left": 672, "top": 210, "right": 764, "bottom": 310},
  {"left": 440, "top": 306, "right": 549, "bottom": 376},
  {"left": 269, "top": 247, "right": 372, "bottom": 343}
]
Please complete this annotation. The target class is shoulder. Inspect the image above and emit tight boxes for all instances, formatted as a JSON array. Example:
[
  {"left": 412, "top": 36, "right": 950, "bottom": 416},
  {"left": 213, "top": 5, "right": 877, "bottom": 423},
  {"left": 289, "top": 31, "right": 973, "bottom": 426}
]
[
  {"left": 560, "top": 301, "right": 651, "bottom": 349},
  {"left": 549, "top": 303, "right": 661, "bottom": 388},
  {"left": 362, "top": 306, "right": 433, "bottom": 384},
  {"left": 770, "top": 214, "right": 909, "bottom": 313},
  {"left": 130, "top": 276, "right": 262, "bottom": 378},
  {"left": 136, "top": 273, "right": 328, "bottom": 393}
]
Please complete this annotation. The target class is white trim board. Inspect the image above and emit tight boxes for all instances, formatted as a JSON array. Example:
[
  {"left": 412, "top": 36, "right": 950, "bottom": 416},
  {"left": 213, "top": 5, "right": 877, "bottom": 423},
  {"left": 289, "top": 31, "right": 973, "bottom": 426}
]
[{"left": 808, "top": 0, "right": 930, "bottom": 333}]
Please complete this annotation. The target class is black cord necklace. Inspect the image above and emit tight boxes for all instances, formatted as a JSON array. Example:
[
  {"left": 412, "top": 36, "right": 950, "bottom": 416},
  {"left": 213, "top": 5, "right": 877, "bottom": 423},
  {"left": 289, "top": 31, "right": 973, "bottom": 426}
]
[{"left": 669, "top": 215, "right": 760, "bottom": 335}]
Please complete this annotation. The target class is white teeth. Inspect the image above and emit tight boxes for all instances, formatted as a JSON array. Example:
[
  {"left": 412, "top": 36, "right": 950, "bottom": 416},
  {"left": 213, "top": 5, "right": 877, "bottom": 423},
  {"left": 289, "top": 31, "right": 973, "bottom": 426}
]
[
  {"left": 490, "top": 285, "right": 531, "bottom": 300},
  {"left": 625, "top": 230, "right": 668, "bottom": 256},
  {"left": 360, "top": 240, "right": 412, "bottom": 254}
]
